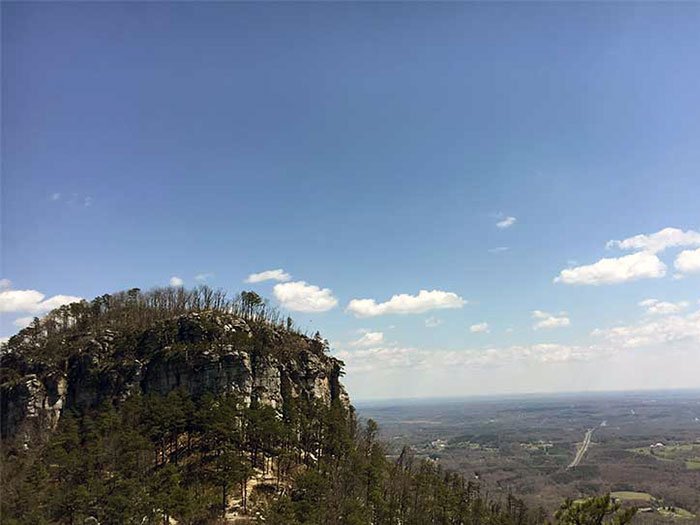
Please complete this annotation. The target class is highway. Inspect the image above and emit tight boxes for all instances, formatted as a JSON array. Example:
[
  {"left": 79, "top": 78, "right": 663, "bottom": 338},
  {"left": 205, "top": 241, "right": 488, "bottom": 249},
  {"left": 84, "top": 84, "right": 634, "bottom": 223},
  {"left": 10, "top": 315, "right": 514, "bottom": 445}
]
[{"left": 567, "top": 428, "right": 594, "bottom": 469}]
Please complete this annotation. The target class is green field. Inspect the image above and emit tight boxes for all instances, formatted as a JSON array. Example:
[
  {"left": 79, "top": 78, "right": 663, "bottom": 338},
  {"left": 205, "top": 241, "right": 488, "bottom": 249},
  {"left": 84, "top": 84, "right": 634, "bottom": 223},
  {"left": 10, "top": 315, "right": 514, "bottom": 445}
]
[
  {"left": 610, "top": 491, "right": 654, "bottom": 502},
  {"left": 686, "top": 459, "right": 700, "bottom": 470}
]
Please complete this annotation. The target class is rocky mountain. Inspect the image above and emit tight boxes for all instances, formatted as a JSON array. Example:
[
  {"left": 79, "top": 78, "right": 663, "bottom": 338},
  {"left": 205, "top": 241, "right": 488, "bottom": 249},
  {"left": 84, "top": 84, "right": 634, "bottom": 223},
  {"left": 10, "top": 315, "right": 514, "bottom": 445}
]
[{"left": 1, "top": 304, "right": 348, "bottom": 449}]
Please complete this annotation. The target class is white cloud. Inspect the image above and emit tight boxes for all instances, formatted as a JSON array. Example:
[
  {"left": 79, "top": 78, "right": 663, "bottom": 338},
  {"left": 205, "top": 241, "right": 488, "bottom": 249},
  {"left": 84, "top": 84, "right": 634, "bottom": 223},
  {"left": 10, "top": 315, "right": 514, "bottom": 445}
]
[
  {"left": 488, "top": 247, "right": 509, "bottom": 254},
  {"left": 169, "top": 276, "right": 184, "bottom": 287},
  {"left": 554, "top": 252, "right": 666, "bottom": 285},
  {"left": 639, "top": 298, "right": 689, "bottom": 316},
  {"left": 675, "top": 247, "right": 700, "bottom": 275},
  {"left": 592, "top": 308, "right": 700, "bottom": 349},
  {"left": 39, "top": 295, "right": 86, "bottom": 311},
  {"left": 350, "top": 331, "right": 384, "bottom": 347},
  {"left": 335, "top": 346, "right": 429, "bottom": 373},
  {"left": 425, "top": 316, "right": 443, "bottom": 328},
  {"left": 194, "top": 273, "right": 214, "bottom": 283},
  {"left": 0, "top": 279, "right": 11, "bottom": 290},
  {"left": 13, "top": 316, "right": 35, "bottom": 329},
  {"left": 50, "top": 192, "right": 61, "bottom": 201},
  {"left": 0, "top": 290, "right": 46, "bottom": 313},
  {"left": 83, "top": 196, "right": 93, "bottom": 207},
  {"left": 496, "top": 216, "right": 517, "bottom": 229},
  {"left": 532, "top": 310, "right": 571, "bottom": 330},
  {"left": 347, "top": 289, "right": 466, "bottom": 318},
  {"left": 245, "top": 269, "right": 291, "bottom": 283},
  {"left": 0, "top": 289, "right": 82, "bottom": 314},
  {"left": 606, "top": 227, "right": 700, "bottom": 254},
  {"left": 470, "top": 322, "right": 490, "bottom": 333},
  {"left": 0, "top": 290, "right": 49, "bottom": 313},
  {"left": 273, "top": 281, "right": 338, "bottom": 312}
]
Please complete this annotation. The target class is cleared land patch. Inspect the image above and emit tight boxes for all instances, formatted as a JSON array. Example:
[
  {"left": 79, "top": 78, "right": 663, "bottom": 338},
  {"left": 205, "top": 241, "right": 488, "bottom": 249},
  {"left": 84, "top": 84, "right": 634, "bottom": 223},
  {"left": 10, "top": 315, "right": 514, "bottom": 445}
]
[
  {"left": 611, "top": 491, "right": 697, "bottom": 520},
  {"left": 657, "top": 506, "right": 697, "bottom": 520},
  {"left": 628, "top": 442, "right": 700, "bottom": 471},
  {"left": 611, "top": 491, "right": 655, "bottom": 503}
]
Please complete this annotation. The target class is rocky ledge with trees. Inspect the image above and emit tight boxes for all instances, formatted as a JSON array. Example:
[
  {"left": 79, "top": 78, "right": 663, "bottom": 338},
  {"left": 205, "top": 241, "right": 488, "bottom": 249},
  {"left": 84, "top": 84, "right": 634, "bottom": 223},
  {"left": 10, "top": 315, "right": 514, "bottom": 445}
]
[{"left": 0, "top": 287, "right": 635, "bottom": 525}]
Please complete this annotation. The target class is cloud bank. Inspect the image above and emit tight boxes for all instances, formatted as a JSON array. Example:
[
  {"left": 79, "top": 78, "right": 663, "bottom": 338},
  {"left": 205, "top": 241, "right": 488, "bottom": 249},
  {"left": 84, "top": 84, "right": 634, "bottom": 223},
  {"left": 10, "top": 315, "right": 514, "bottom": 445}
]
[{"left": 592, "top": 307, "right": 700, "bottom": 349}]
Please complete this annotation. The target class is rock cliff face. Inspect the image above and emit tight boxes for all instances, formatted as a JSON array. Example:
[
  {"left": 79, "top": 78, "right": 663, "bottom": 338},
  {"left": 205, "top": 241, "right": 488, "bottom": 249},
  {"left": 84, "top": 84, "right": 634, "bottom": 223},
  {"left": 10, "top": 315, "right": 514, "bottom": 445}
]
[{"left": 1, "top": 312, "right": 349, "bottom": 447}]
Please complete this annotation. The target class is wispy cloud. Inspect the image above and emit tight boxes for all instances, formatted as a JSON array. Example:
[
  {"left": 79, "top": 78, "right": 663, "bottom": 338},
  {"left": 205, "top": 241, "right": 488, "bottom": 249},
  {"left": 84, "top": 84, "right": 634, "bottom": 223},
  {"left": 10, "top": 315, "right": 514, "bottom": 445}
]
[
  {"left": 425, "top": 316, "right": 443, "bottom": 328},
  {"left": 349, "top": 331, "right": 385, "bottom": 347},
  {"left": 532, "top": 310, "right": 570, "bottom": 330},
  {"left": 470, "top": 322, "right": 490, "bottom": 333},
  {"left": 639, "top": 298, "right": 689, "bottom": 316},
  {"left": 50, "top": 192, "right": 93, "bottom": 207},
  {"left": 488, "top": 246, "right": 509, "bottom": 254},
  {"left": 496, "top": 216, "right": 517, "bottom": 229},
  {"left": 169, "top": 276, "right": 184, "bottom": 287},
  {"left": 195, "top": 272, "right": 214, "bottom": 283},
  {"left": 245, "top": 269, "right": 291, "bottom": 283}
]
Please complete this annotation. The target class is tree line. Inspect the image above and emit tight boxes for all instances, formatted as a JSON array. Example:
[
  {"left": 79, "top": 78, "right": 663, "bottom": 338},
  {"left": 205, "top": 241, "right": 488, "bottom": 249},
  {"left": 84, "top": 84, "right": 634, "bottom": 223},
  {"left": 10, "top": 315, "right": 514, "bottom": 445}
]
[
  {"left": 2, "top": 287, "right": 302, "bottom": 355},
  {"left": 1, "top": 387, "right": 635, "bottom": 525}
]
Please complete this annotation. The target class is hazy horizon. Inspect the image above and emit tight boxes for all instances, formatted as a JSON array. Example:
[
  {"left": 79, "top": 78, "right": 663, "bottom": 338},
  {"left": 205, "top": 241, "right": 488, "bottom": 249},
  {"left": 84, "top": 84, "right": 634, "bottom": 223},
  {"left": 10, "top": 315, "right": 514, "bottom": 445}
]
[{"left": 352, "top": 386, "right": 700, "bottom": 406}]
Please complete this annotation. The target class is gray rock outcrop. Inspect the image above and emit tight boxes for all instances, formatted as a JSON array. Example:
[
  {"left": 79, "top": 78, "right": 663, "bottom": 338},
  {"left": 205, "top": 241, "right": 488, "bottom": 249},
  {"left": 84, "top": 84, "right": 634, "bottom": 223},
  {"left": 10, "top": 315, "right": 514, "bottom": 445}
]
[{"left": 1, "top": 312, "right": 348, "bottom": 448}]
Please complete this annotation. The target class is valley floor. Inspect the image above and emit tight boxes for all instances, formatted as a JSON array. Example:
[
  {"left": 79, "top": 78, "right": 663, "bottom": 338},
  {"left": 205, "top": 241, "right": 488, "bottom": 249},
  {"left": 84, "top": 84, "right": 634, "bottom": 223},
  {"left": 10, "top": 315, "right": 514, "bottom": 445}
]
[{"left": 357, "top": 390, "right": 700, "bottom": 522}]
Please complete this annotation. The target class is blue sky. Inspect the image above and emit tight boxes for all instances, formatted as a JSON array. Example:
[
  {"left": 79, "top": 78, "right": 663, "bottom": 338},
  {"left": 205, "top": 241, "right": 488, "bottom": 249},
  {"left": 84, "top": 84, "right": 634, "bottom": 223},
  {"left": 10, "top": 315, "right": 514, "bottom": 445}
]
[{"left": 2, "top": 3, "right": 699, "bottom": 399}]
